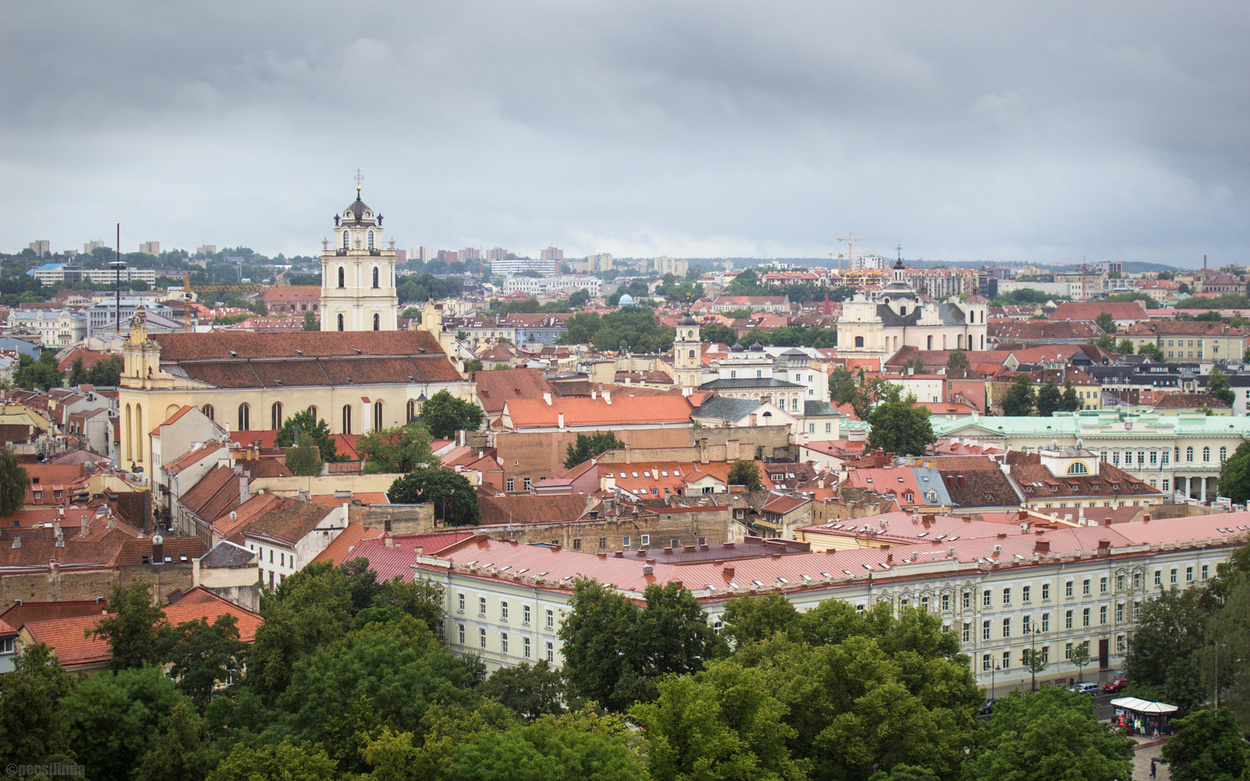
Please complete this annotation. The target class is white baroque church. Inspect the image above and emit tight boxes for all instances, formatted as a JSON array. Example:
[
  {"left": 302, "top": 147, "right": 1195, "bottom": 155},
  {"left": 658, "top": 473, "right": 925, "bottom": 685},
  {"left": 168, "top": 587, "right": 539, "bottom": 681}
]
[
  {"left": 320, "top": 181, "right": 399, "bottom": 332},
  {"left": 836, "top": 258, "right": 988, "bottom": 361}
]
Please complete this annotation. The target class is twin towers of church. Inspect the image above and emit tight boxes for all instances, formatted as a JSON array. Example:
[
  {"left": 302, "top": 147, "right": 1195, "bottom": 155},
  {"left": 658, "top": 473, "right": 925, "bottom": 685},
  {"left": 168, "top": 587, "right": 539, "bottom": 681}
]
[{"left": 319, "top": 183, "right": 399, "bottom": 332}]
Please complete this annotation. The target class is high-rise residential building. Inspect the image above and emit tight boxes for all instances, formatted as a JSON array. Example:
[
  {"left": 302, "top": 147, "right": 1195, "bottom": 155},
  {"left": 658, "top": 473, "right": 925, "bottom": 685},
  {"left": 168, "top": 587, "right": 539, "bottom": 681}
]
[
  {"left": 438, "top": 250, "right": 460, "bottom": 264},
  {"left": 488, "top": 247, "right": 509, "bottom": 262},
  {"left": 493, "top": 257, "right": 558, "bottom": 276},
  {"left": 652, "top": 256, "right": 689, "bottom": 276},
  {"left": 540, "top": 246, "right": 564, "bottom": 262},
  {"left": 139, "top": 241, "right": 160, "bottom": 256},
  {"left": 394, "top": 249, "right": 407, "bottom": 266},
  {"left": 461, "top": 247, "right": 482, "bottom": 261},
  {"left": 320, "top": 182, "right": 398, "bottom": 333},
  {"left": 409, "top": 246, "right": 434, "bottom": 262},
  {"left": 195, "top": 244, "right": 217, "bottom": 256},
  {"left": 84, "top": 240, "right": 107, "bottom": 254},
  {"left": 29, "top": 240, "right": 50, "bottom": 257}
]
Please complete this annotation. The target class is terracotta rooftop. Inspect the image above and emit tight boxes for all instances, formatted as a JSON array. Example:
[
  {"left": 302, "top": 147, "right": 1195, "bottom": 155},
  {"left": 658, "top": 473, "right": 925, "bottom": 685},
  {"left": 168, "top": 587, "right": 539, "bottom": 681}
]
[
  {"left": 1050, "top": 301, "right": 1149, "bottom": 321},
  {"left": 236, "top": 496, "right": 336, "bottom": 546},
  {"left": 309, "top": 522, "right": 385, "bottom": 566},
  {"left": 504, "top": 394, "right": 692, "bottom": 429},
  {"left": 473, "top": 368, "right": 555, "bottom": 416}
]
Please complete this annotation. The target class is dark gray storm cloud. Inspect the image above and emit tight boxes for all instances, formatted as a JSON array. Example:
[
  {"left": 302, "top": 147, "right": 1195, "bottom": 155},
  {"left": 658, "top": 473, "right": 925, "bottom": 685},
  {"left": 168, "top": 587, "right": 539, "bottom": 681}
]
[{"left": 2, "top": 1, "right": 1247, "bottom": 265}]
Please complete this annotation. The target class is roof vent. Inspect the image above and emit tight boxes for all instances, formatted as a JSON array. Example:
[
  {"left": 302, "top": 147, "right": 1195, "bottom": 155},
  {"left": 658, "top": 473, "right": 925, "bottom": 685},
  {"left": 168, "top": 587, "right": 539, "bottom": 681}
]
[{"left": 229, "top": 350, "right": 237, "bottom": 357}]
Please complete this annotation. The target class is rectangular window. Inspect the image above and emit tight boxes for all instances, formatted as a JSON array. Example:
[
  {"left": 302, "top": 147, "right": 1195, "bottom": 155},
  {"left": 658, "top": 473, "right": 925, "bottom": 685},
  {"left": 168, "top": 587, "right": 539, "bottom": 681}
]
[
  {"left": 1117, "top": 635, "right": 1126, "bottom": 653},
  {"left": 1116, "top": 574, "right": 1124, "bottom": 591},
  {"left": 1065, "top": 610, "right": 1073, "bottom": 629},
  {"left": 640, "top": 534, "right": 650, "bottom": 547},
  {"left": 1134, "top": 601, "right": 1142, "bottom": 621},
  {"left": 1083, "top": 579, "right": 1091, "bottom": 596},
  {"left": 982, "top": 620, "right": 991, "bottom": 641},
  {"left": 1041, "top": 645, "right": 1050, "bottom": 663},
  {"left": 962, "top": 591, "right": 971, "bottom": 610},
  {"left": 1022, "top": 585, "right": 1031, "bottom": 604},
  {"left": 501, "top": 601, "right": 509, "bottom": 621},
  {"left": 962, "top": 623, "right": 971, "bottom": 643},
  {"left": 501, "top": 633, "right": 509, "bottom": 654},
  {"left": 1042, "top": 612, "right": 1050, "bottom": 632},
  {"left": 1202, "top": 564, "right": 1209, "bottom": 580},
  {"left": 479, "top": 597, "right": 487, "bottom": 616},
  {"left": 982, "top": 654, "right": 992, "bottom": 672},
  {"left": 1082, "top": 608, "right": 1091, "bottom": 628},
  {"left": 983, "top": 590, "right": 992, "bottom": 608},
  {"left": 1170, "top": 568, "right": 1177, "bottom": 584},
  {"left": 1115, "top": 603, "right": 1124, "bottom": 622},
  {"left": 546, "top": 641, "right": 554, "bottom": 663},
  {"left": 523, "top": 477, "right": 532, "bottom": 490},
  {"left": 1154, "top": 570, "right": 1162, "bottom": 586},
  {"left": 1065, "top": 642, "right": 1073, "bottom": 660},
  {"left": 1065, "top": 581, "right": 1073, "bottom": 598},
  {"left": 1099, "top": 577, "right": 1107, "bottom": 594},
  {"left": 942, "top": 594, "right": 951, "bottom": 612},
  {"left": 524, "top": 637, "right": 531, "bottom": 658},
  {"left": 572, "top": 538, "right": 581, "bottom": 550},
  {"left": 458, "top": 624, "right": 465, "bottom": 644},
  {"left": 599, "top": 538, "right": 607, "bottom": 549},
  {"left": 1022, "top": 615, "right": 1032, "bottom": 634},
  {"left": 1099, "top": 605, "right": 1107, "bottom": 625},
  {"left": 1042, "top": 583, "right": 1050, "bottom": 601},
  {"left": 546, "top": 609, "right": 554, "bottom": 629},
  {"left": 457, "top": 593, "right": 465, "bottom": 613},
  {"left": 1185, "top": 566, "right": 1193, "bottom": 582},
  {"left": 1001, "top": 650, "right": 1010, "bottom": 670},
  {"left": 1002, "top": 618, "right": 1011, "bottom": 638},
  {"left": 506, "top": 478, "right": 515, "bottom": 492},
  {"left": 523, "top": 605, "right": 531, "bottom": 625},
  {"left": 479, "top": 628, "right": 486, "bottom": 649},
  {"left": 623, "top": 536, "right": 631, "bottom": 548},
  {"left": 1002, "top": 587, "right": 1011, "bottom": 607}
]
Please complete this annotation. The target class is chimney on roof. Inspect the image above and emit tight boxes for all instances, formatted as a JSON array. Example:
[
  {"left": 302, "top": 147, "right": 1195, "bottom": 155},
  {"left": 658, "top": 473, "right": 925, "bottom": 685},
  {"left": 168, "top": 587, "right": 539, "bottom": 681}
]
[
  {"left": 1018, "top": 509, "right": 1029, "bottom": 521},
  {"left": 602, "top": 389, "right": 611, "bottom": 405},
  {"left": 723, "top": 565, "right": 734, "bottom": 579},
  {"left": 151, "top": 534, "right": 164, "bottom": 565},
  {"left": 591, "top": 388, "right": 597, "bottom": 400},
  {"left": 542, "top": 392, "right": 552, "bottom": 405},
  {"left": 1034, "top": 538, "right": 1050, "bottom": 554},
  {"left": 624, "top": 443, "right": 632, "bottom": 464},
  {"left": 239, "top": 473, "right": 249, "bottom": 503},
  {"left": 557, "top": 412, "right": 565, "bottom": 429},
  {"left": 957, "top": 475, "right": 965, "bottom": 490},
  {"left": 1097, "top": 538, "right": 1111, "bottom": 555},
  {"left": 945, "top": 475, "right": 955, "bottom": 490},
  {"left": 1142, "top": 514, "right": 1151, "bottom": 523},
  {"left": 643, "top": 564, "right": 653, "bottom": 576}
]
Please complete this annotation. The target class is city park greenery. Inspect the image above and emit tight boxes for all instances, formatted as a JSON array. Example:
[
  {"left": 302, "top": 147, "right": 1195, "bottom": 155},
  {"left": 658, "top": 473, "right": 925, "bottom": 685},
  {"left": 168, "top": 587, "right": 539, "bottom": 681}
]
[{"left": 7, "top": 543, "right": 1250, "bottom": 780}]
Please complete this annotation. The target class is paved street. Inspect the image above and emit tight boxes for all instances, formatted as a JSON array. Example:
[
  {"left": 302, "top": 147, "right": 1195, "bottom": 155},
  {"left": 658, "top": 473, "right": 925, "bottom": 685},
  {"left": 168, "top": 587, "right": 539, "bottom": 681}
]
[{"left": 1131, "top": 740, "right": 1168, "bottom": 781}]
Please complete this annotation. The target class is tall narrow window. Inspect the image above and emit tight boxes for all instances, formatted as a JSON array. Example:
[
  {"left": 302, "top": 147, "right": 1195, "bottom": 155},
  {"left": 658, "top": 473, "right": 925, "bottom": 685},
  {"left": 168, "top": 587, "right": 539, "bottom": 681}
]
[
  {"left": 407, "top": 400, "right": 416, "bottom": 422},
  {"left": 338, "top": 267, "right": 345, "bottom": 288},
  {"left": 201, "top": 404, "right": 214, "bottom": 421},
  {"left": 342, "top": 405, "right": 352, "bottom": 435},
  {"left": 237, "top": 403, "right": 250, "bottom": 432},
  {"left": 271, "top": 402, "right": 283, "bottom": 430},
  {"left": 342, "top": 231, "right": 349, "bottom": 249},
  {"left": 373, "top": 313, "right": 380, "bottom": 331},
  {"left": 372, "top": 267, "right": 379, "bottom": 288},
  {"left": 368, "top": 231, "right": 374, "bottom": 251},
  {"left": 373, "top": 401, "right": 383, "bottom": 432},
  {"left": 337, "top": 313, "right": 344, "bottom": 331}
]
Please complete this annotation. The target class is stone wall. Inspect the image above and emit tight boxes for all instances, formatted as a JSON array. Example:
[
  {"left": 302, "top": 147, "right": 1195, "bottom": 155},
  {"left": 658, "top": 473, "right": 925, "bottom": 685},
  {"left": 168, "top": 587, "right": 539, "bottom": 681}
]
[{"left": 0, "top": 562, "right": 196, "bottom": 612}]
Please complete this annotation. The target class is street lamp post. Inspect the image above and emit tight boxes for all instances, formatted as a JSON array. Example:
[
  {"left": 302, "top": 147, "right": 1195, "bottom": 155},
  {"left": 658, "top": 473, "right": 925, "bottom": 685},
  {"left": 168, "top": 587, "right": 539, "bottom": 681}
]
[
  {"left": 1031, "top": 627, "right": 1039, "bottom": 693},
  {"left": 991, "top": 662, "right": 999, "bottom": 701}
]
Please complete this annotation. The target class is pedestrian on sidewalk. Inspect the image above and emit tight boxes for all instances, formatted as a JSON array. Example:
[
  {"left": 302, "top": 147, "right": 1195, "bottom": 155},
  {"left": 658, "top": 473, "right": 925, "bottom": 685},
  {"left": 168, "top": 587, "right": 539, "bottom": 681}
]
[{"left": 1150, "top": 757, "right": 1157, "bottom": 778}]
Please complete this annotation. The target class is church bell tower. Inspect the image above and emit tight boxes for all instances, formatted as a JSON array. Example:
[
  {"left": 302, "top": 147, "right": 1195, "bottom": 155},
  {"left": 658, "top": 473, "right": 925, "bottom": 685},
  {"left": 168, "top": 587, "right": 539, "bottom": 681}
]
[
  {"left": 674, "top": 307, "right": 703, "bottom": 389},
  {"left": 320, "top": 171, "right": 399, "bottom": 332}
]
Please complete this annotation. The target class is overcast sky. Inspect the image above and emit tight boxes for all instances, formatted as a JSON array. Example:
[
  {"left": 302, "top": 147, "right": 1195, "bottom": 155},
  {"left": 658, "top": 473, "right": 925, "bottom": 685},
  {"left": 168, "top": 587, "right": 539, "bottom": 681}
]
[{"left": 2, "top": 1, "right": 1247, "bottom": 266}]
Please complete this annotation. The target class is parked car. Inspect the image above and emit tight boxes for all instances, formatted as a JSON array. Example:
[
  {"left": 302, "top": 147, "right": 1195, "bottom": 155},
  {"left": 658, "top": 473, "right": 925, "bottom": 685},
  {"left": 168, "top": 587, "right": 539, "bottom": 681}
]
[
  {"left": 979, "top": 699, "right": 997, "bottom": 715},
  {"left": 1103, "top": 678, "right": 1129, "bottom": 693},
  {"left": 1072, "top": 681, "right": 1100, "bottom": 695}
]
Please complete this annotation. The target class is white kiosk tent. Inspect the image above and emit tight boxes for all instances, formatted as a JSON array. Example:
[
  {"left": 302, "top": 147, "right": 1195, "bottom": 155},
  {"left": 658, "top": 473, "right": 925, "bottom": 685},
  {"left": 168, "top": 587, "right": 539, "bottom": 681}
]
[{"left": 1110, "top": 697, "right": 1178, "bottom": 737}]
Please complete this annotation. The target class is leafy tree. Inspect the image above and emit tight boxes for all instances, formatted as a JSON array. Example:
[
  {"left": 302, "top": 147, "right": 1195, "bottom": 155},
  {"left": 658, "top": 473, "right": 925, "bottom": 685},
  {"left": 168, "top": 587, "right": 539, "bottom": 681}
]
[
  {"left": 870, "top": 766, "right": 940, "bottom": 781},
  {"left": 1020, "top": 648, "right": 1048, "bottom": 685},
  {"left": 284, "top": 444, "right": 322, "bottom": 476},
  {"left": 721, "top": 592, "right": 799, "bottom": 648},
  {"left": 1060, "top": 381, "right": 1081, "bottom": 411},
  {"left": 946, "top": 349, "right": 970, "bottom": 372},
  {"left": 0, "top": 446, "right": 27, "bottom": 518},
  {"left": 1096, "top": 332, "right": 1118, "bottom": 351},
  {"left": 207, "top": 740, "right": 338, "bottom": 781},
  {"left": 559, "top": 580, "right": 726, "bottom": 712},
  {"left": 1036, "top": 379, "right": 1061, "bottom": 418},
  {"left": 302, "top": 310, "right": 319, "bottom": 330},
  {"left": 1125, "top": 586, "right": 1213, "bottom": 710},
  {"left": 961, "top": 688, "right": 1133, "bottom": 781},
  {"left": 632, "top": 661, "right": 805, "bottom": 781},
  {"left": 0, "top": 643, "right": 75, "bottom": 769},
  {"left": 444, "top": 711, "right": 648, "bottom": 781},
  {"left": 165, "top": 614, "right": 248, "bottom": 707},
  {"left": 1218, "top": 441, "right": 1250, "bottom": 504},
  {"left": 727, "top": 459, "right": 763, "bottom": 491},
  {"left": 387, "top": 468, "right": 480, "bottom": 525},
  {"left": 562, "top": 312, "right": 601, "bottom": 345},
  {"left": 701, "top": 323, "right": 739, "bottom": 345},
  {"left": 275, "top": 408, "right": 339, "bottom": 462},
  {"left": 356, "top": 421, "right": 439, "bottom": 474},
  {"left": 14, "top": 350, "right": 62, "bottom": 390},
  {"left": 563, "top": 431, "right": 624, "bottom": 469},
  {"left": 1002, "top": 373, "right": 1037, "bottom": 416},
  {"left": 567, "top": 288, "right": 591, "bottom": 308},
  {"left": 134, "top": 701, "right": 210, "bottom": 781},
  {"left": 901, "top": 357, "right": 925, "bottom": 374},
  {"left": 1094, "top": 311, "right": 1117, "bottom": 334},
  {"left": 1138, "top": 342, "right": 1166, "bottom": 362},
  {"left": 867, "top": 390, "right": 935, "bottom": 456},
  {"left": 420, "top": 390, "right": 484, "bottom": 438},
  {"left": 62, "top": 666, "right": 192, "bottom": 781},
  {"left": 1069, "top": 641, "right": 1091, "bottom": 683},
  {"left": 828, "top": 366, "right": 858, "bottom": 405},
  {"left": 1161, "top": 707, "right": 1248, "bottom": 781},
  {"left": 1116, "top": 338, "right": 1136, "bottom": 355},
  {"left": 89, "top": 581, "right": 169, "bottom": 671},
  {"left": 463, "top": 357, "right": 484, "bottom": 372},
  {"left": 591, "top": 307, "right": 675, "bottom": 353},
  {"left": 1207, "top": 367, "right": 1236, "bottom": 406},
  {"left": 481, "top": 661, "right": 566, "bottom": 720}
]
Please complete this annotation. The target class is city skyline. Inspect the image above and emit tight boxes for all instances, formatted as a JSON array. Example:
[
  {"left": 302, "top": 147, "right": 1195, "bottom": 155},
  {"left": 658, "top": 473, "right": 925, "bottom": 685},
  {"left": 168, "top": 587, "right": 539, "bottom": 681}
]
[{"left": 2, "top": 2, "right": 1247, "bottom": 267}]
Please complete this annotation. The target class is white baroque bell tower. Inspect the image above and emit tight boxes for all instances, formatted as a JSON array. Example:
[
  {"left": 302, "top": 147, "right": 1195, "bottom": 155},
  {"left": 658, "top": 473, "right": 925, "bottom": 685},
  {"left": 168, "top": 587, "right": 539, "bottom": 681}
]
[
  {"left": 320, "top": 171, "right": 399, "bottom": 332},
  {"left": 674, "top": 310, "right": 703, "bottom": 389}
]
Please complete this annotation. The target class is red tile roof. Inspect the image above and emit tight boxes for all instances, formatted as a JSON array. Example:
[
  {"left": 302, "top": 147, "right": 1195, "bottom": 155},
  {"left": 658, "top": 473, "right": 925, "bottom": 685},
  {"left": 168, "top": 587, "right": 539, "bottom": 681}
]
[
  {"left": 309, "top": 522, "right": 385, "bottom": 566},
  {"left": 504, "top": 395, "right": 692, "bottom": 429},
  {"left": 1050, "top": 301, "right": 1149, "bottom": 321},
  {"left": 23, "top": 614, "right": 111, "bottom": 669},
  {"left": 164, "top": 587, "right": 263, "bottom": 642}
]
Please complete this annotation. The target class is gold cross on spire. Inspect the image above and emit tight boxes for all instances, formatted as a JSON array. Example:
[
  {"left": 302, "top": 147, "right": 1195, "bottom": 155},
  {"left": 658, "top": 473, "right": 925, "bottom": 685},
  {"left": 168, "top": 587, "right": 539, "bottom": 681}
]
[{"left": 353, "top": 168, "right": 364, "bottom": 192}]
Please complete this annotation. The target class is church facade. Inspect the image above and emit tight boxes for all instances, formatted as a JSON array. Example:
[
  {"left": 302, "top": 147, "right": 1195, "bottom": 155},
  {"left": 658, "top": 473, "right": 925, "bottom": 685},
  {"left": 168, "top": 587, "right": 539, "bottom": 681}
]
[
  {"left": 836, "top": 260, "right": 988, "bottom": 363},
  {"left": 320, "top": 182, "right": 399, "bottom": 332}
]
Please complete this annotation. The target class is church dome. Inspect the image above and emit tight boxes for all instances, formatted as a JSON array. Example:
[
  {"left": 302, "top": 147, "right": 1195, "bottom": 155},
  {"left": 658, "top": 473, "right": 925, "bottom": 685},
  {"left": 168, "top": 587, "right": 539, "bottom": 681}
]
[
  {"left": 342, "top": 189, "right": 376, "bottom": 225},
  {"left": 618, "top": 293, "right": 635, "bottom": 306},
  {"left": 679, "top": 313, "right": 698, "bottom": 326}
]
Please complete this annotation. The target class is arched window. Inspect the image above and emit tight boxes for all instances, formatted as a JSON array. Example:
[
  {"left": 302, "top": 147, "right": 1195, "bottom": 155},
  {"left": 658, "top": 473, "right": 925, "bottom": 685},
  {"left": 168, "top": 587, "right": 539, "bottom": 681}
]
[
  {"left": 135, "top": 406, "right": 143, "bottom": 465},
  {"left": 342, "top": 231, "right": 349, "bottom": 249},
  {"left": 927, "top": 335, "right": 933, "bottom": 350},
  {"left": 306, "top": 406, "right": 318, "bottom": 422},
  {"left": 1186, "top": 446, "right": 1194, "bottom": 462},
  {"left": 237, "top": 403, "right": 250, "bottom": 432},
  {"left": 337, "top": 267, "right": 345, "bottom": 288},
  {"left": 201, "top": 404, "right": 215, "bottom": 421},
  {"left": 373, "top": 313, "right": 380, "bottom": 331},
  {"left": 342, "top": 405, "right": 352, "bottom": 435},
  {"left": 1202, "top": 446, "right": 1210, "bottom": 463},
  {"left": 688, "top": 349, "right": 696, "bottom": 359},
  {"left": 407, "top": 399, "right": 417, "bottom": 422},
  {"left": 271, "top": 401, "right": 283, "bottom": 430},
  {"left": 368, "top": 231, "right": 375, "bottom": 251},
  {"left": 372, "top": 267, "right": 379, "bottom": 288},
  {"left": 373, "top": 401, "right": 383, "bottom": 432},
  {"left": 1220, "top": 446, "right": 1228, "bottom": 462},
  {"left": 854, "top": 336, "right": 864, "bottom": 348},
  {"left": 124, "top": 403, "right": 132, "bottom": 461},
  {"left": 337, "top": 313, "right": 344, "bottom": 331},
  {"left": 899, "top": 306, "right": 907, "bottom": 317},
  {"left": 1067, "top": 462, "right": 1088, "bottom": 475}
]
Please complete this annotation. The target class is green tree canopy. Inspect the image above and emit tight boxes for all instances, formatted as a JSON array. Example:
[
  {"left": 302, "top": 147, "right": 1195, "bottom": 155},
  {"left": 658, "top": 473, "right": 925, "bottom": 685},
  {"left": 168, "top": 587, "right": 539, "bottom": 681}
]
[
  {"left": 727, "top": 459, "right": 763, "bottom": 491},
  {"left": 356, "top": 421, "right": 439, "bottom": 474},
  {"left": 961, "top": 687, "right": 1133, "bottom": 781},
  {"left": 947, "top": 349, "right": 970, "bottom": 371},
  {"left": 386, "top": 468, "right": 480, "bottom": 525},
  {"left": 1094, "top": 311, "right": 1117, "bottom": 334},
  {"left": 420, "top": 390, "right": 484, "bottom": 438},
  {"left": 1002, "top": 373, "right": 1037, "bottom": 416},
  {"left": 275, "top": 408, "right": 339, "bottom": 463},
  {"left": 14, "top": 350, "right": 62, "bottom": 391},
  {"left": 444, "top": 711, "right": 648, "bottom": 781},
  {"left": 1218, "top": 440, "right": 1250, "bottom": 504},
  {"left": 701, "top": 323, "right": 739, "bottom": 345},
  {"left": 563, "top": 431, "right": 624, "bottom": 469},
  {"left": 1160, "top": 707, "right": 1248, "bottom": 781},
  {"left": 1207, "top": 367, "right": 1236, "bottom": 406},
  {"left": 867, "top": 389, "right": 935, "bottom": 456},
  {"left": 89, "top": 581, "right": 169, "bottom": 671},
  {"left": 481, "top": 660, "right": 567, "bottom": 721},
  {"left": 207, "top": 739, "right": 339, "bottom": 781},
  {"left": 1036, "top": 379, "right": 1061, "bottom": 418},
  {"left": 0, "top": 643, "right": 75, "bottom": 769},
  {"left": 1137, "top": 342, "right": 1166, "bottom": 362},
  {"left": 0, "top": 446, "right": 28, "bottom": 518},
  {"left": 134, "top": 701, "right": 211, "bottom": 781},
  {"left": 1060, "top": 381, "right": 1081, "bottom": 411},
  {"left": 165, "top": 614, "right": 248, "bottom": 707}
]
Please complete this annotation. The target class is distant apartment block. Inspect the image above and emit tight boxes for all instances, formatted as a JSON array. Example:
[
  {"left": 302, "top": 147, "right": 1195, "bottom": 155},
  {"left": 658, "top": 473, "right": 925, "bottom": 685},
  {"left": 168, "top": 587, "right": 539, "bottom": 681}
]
[
  {"left": 461, "top": 247, "right": 482, "bottom": 262},
  {"left": 139, "top": 241, "right": 160, "bottom": 255},
  {"left": 195, "top": 244, "right": 217, "bottom": 256},
  {"left": 850, "top": 254, "right": 889, "bottom": 270},
  {"left": 29, "top": 240, "right": 50, "bottom": 257},
  {"left": 488, "top": 247, "right": 509, "bottom": 262},
  {"left": 28, "top": 264, "right": 158, "bottom": 286},
  {"left": 84, "top": 240, "right": 107, "bottom": 254},
  {"left": 437, "top": 250, "right": 460, "bottom": 264},
  {"left": 570, "top": 253, "right": 614, "bottom": 273},
  {"left": 410, "top": 246, "right": 435, "bottom": 262},
  {"left": 652, "top": 256, "right": 689, "bottom": 276},
  {"left": 493, "top": 257, "right": 557, "bottom": 276},
  {"left": 540, "top": 246, "right": 564, "bottom": 262},
  {"left": 502, "top": 275, "right": 601, "bottom": 298}
]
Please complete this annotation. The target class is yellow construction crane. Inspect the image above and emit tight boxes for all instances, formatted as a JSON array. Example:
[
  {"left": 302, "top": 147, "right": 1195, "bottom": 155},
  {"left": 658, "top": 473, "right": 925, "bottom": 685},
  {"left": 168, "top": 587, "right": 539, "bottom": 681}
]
[
  {"left": 836, "top": 233, "right": 898, "bottom": 274},
  {"left": 179, "top": 274, "right": 268, "bottom": 331}
]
